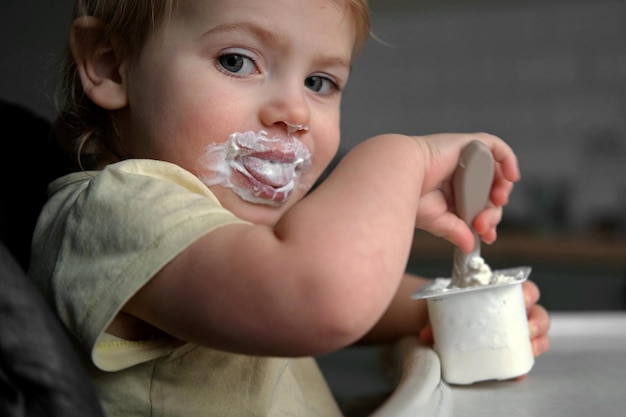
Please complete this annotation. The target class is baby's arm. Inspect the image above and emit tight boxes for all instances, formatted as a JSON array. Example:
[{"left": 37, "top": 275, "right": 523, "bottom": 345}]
[
  {"left": 123, "top": 133, "right": 520, "bottom": 357},
  {"left": 356, "top": 273, "right": 430, "bottom": 344}
]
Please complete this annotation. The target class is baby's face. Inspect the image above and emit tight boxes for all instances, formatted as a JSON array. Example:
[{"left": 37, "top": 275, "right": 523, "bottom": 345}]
[{"left": 119, "top": 0, "right": 357, "bottom": 225}]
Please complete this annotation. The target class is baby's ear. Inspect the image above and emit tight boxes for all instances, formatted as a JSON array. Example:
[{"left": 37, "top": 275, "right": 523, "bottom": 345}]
[{"left": 70, "top": 16, "right": 128, "bottom": 110}]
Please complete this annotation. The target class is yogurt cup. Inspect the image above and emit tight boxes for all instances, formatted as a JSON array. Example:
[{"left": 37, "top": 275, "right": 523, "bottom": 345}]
[{"left": 413, "top": 268, "right": 535, "bottom": 385}]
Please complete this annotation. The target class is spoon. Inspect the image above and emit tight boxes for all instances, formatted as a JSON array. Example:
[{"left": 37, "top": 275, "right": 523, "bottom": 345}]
[{"left": 450, "top": 140, "right": 495, "bottom": 288}]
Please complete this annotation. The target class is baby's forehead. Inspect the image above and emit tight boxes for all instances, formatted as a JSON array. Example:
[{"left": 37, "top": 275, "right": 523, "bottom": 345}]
[
  {"left": 169, "top": 1, "right": 359, "bottom": 35},
  {"left": 174, "top": 0, "right": 367, "bottom": 32}
]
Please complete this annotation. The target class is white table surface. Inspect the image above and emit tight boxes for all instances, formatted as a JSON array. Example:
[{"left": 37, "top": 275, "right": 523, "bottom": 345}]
[
  {"left": 319, "top": 312, "right": 626, "bottom": 417},
  {"left": 448, "top": 311, "right": 626, "bottom": 417}
]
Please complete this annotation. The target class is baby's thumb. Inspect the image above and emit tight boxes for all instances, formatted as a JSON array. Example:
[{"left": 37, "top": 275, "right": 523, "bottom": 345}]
[
  {"left": 419, "top": 324, "right": 434, "bottom": 346},
  {"left": 429, "top": 213, "right": 475, "bottom": 254}
]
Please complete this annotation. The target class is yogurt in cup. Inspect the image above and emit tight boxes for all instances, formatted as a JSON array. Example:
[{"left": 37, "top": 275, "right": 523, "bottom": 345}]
[{"left": 412, "top": 264, "right": 535, "bottom": 385}]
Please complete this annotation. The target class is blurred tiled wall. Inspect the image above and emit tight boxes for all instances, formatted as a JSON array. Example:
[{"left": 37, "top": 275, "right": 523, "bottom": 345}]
[
  {"left": 1, "top": 0, "right": 625, "bottom": 236},
  {"left": 340, "top": 0, "right": 626, "bottom": 235}
]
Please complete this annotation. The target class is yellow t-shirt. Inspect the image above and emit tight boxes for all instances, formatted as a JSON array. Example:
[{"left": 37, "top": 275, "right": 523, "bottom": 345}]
[{"left": 29, "top": 159, "right": 343, "bottom": 417}]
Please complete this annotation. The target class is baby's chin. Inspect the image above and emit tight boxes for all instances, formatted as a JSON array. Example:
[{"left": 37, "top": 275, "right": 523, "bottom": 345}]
[{"left": 212, "top": 186, "right": 303, "bottom": 225}]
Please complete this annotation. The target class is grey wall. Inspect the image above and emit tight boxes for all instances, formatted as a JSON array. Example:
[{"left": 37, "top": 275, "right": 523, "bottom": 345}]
[
  {"left": 2, "top": 0, "right": 625, "bottom": 236},
  {"left": 342, "top": 0, "right": 626, "bottom": 235},
  {"left": 0, "top": 1, "right": 73, "bottom": 120}
]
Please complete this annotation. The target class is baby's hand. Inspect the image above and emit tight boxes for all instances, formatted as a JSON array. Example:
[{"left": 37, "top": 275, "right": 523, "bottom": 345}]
[
  {"left": 410, "top": 132, "right": 520, "bottom": 254},
  {"left": 522, "top": 279, "right": 551, "bottom": 357}
]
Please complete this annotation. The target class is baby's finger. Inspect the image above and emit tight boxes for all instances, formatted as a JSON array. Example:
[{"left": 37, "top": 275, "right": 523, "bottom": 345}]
[
  {"left": 414, "top": 191, "right": 475, "bottom": 253},
  {"left": 419, "top": 323, "right": 434, "bottom": 345},
  {"left": 491, "top": 173, "right": 515, "bottom": 207},
  {"left": 528, "top": 304, "right": 551, "bottom": 339},
  {"left": 522, "top": 280, "right": 540, "bottom": 308},
  {"left": 528, "top": 304, "right": 551, "bottom": 356},
  {"left": 473, "top": 206, "right": 502, "bottom": 244},
  {"left": 480, "top": 135, "right": 520, "bottom": 183}
]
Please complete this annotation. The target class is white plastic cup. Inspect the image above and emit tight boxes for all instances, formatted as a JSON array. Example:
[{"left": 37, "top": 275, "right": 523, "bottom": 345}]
[{"left": 424, "top": 280, "right": 535, "bottom": 385}]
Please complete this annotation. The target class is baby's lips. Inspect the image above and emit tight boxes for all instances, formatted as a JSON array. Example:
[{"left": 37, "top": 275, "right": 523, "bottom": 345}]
[
  {"left": 234, "top": 131, "right": 311, "bottom": 161},
  {"left": 240, "top": 155, "right": 294, "bottom": 188}
]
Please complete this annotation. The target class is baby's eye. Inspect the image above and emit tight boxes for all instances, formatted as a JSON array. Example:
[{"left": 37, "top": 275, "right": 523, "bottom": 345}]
[
  {"left": 305, "top": 75, "right": 338, "bottom": 94},
  {"left": 217, "top": 53, "right": 257, "bottom": 76}
]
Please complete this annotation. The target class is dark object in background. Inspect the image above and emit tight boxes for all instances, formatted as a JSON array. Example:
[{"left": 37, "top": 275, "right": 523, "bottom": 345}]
[
  {"left": 0, "top": 101, "right": 102, "bottom": 415},
  {"left": 0, "top": 240, "right": 104, "bottom": 417},
  {"left": 0, "top": 101, "right": 70, "bottom": 270}
]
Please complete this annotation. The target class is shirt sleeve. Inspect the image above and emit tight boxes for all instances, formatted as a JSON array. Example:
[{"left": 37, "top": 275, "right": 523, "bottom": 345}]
[{"left": 31, "top": 160, "right": 249, "bottom": 370}]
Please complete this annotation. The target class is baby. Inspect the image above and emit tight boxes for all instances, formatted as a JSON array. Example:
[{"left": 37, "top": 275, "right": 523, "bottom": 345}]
[{"left": 29, "top": 0, "right": 550, "bottom": 415}]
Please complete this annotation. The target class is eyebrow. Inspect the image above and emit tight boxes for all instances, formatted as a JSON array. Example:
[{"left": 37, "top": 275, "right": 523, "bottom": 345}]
[
  {"left": 207, "top": 22, "right": 280, "bottom": 43},
  {"left": 202, "top": 22, "right": 285, "bottom": 49},
  {"left": 203, "top": 22, "right": 352, "bottom": 70}
]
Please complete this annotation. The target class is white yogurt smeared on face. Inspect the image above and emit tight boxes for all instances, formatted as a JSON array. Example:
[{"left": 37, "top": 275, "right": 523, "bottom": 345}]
[{"left": 198, "top": 130, "right": 312, "bottom": 206}]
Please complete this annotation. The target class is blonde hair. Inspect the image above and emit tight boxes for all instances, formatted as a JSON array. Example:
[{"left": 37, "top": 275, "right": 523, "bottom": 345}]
[{"left": 54, "top": 0, "right": 370, "bottom": 170}]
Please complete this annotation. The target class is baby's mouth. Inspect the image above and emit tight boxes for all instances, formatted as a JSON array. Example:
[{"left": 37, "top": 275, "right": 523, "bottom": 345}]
[
  {"left": 198, "top": 130, "right": 312, "bottom": 206},
  {"left": 238, "top": 155, "right": 301, "bottom": 188}
]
